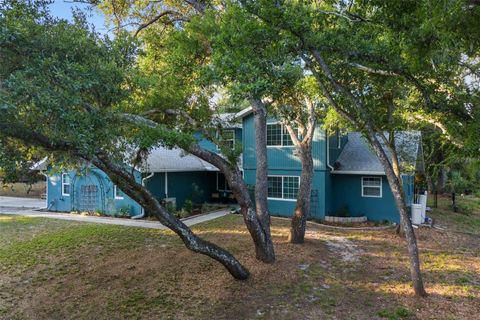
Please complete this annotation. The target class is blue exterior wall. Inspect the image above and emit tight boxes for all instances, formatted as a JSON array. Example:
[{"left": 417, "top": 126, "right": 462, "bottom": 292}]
[
  {"left": 329, "top": 174, "right": 415, "bottom": 223},
  {"left": 144, "top": 171, "right": 217, "bottom": 210},
  {"left": 240, "top": 113, "right": 415, "bottom": 223},
  {"left": 48, "top": 169, "right": 220, "bottom": 214},
  {"left": 242, "top": 114, "right": 331, "bottom": 219},
  {"left": 195, "top": 128, "right": 242, "bottom": 153},
  {"left": 47, "top": 167, "right": 142, "bottom": 216},
  {"left": 402, "top": 174, "right": 415, "bottom": 206},
  {"left": 242, "top": 114, "right": 327, "bottom": 171},
  {"left": 244, "top": 169, "right": 327, "bottom": 219}
]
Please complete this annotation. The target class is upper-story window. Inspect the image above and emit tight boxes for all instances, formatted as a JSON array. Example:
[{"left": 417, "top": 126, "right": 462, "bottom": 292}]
[
  {"left": 361, "top": 176, "right": 382, "bottom": 198},
  {"left": 266, "top": 123, "right": 294, "bottom": 146},
  {"left": 217, "top": 129, "right": 235, "bottom": 150},
  {"left": 61, "top": 173, "right": 71, "bottom": 196},
  {"left": 114, "top": 185, "right": 124, "bottom": 200}
]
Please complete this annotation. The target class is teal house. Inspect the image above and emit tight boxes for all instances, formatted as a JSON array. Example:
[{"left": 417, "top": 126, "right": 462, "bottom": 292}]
[
  {"left": 36, "top": 110, "right": 422, "bottom": 223},
  {"left": 36, "top": 114, "right": 242, "bottom": 217},
  {"left": 236, "top": 107, "right": 423, "bottom": 223}
]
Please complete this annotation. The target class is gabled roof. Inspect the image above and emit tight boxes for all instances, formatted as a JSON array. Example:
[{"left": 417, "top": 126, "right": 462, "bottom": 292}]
[
  {"left": 30, "top": 157, "right": 48, "bottom": 171},
  {"left": 212, "top": 113, "right": 242, "bottom": 129},
  {"left": 31, "top": 148, "right": 221, "bottom": 173},
  {"left": 333, "top": 132, "right": 423, "bottom": 175},
  {"left": 140, "top": 146, "right": 219, "bottom": 173},
  {"left": 235, "top": 107, "right": 253, "bottom": 119}
]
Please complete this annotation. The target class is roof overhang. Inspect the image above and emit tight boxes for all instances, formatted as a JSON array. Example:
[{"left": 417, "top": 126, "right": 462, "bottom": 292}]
[
  {"left": 140, "top": 167, "right": 219, "bottom": 173},
  {"left": 30, "top": 157, "right": 48, "bottom": 171},
  {"left": 234, "top": 107, "right": 253, "bottom": 119},
  {"left": 331, "top": 170, "right": 385, "bottom": 175}
]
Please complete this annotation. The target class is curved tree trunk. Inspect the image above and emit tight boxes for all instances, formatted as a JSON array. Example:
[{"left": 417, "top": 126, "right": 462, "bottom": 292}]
[
  {"left": 187, "top": 145, "right": 275, "bottom": 263},
  {"left": 367, "top": 134, "right": 427, "bottom": 297},
  {"left": 91, "top": 153, "right": 250, "bottom": 280},
  {"left": 250, "top": 99, "right": 275, "bottom": 263},
  {"left": 122, "top": 110, "right": 276, "bottom": 263},
  {"left": 303, "top": 49, "right": 427, "bottom": 296},
  {"left": 0, "top": 123, "right": 250, "bottom": 279},
  {"left": 289, "top": 144, "right": 314, "bottom": 243}
]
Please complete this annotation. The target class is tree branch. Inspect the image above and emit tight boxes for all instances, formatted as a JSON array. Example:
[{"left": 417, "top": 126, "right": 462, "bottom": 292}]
[{"left": 134, "top": 10, "right": 186, "bottom": 37}]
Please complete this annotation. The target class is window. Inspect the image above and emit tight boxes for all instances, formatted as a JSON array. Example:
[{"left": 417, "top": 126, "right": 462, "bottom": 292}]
[
  {"left": 216, "top": 173, "right": 231, "bottom": 192},
  {"left": 337, "top": 131, "right": 341, "bottom": 149},
  {"left": 362, "top": 177, "right": 382, "bottom": 198},
  {"left": 267, "top": 176, "right": 299, "bottom": 200},
  {"left": 61, "top": 173, "right": 70, "bottom": 196},
  {"left": 217, "top": 130, "right": 235, "bottom": 150},
  {"left": 267, "top": 176, "right": 283, "bottom": 198},
  {"left": 266, "top": 123, "right": 294, "bottom": 146},
  {"left": 114, "top": 185, "right": 124, "bottom": 200},
  {"left": 283, "top": 176, "right": 299, "bottom": 199}
]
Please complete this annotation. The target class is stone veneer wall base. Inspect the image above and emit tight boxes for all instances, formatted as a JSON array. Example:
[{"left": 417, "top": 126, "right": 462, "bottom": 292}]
[{"left": 324, "top": 216, "right": 368, "bottom": 223}]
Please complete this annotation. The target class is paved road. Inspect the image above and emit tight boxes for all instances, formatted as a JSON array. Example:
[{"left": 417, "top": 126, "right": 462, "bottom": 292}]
[{"left": 0, "top": 196, "right": 46, "bottom": 209}]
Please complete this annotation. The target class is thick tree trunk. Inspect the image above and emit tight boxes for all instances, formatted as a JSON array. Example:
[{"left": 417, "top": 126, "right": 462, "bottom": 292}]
[
  {"left": 120, "top": 111, "right": 276, "bottom": 264},
  {"left": 0, "top": 123, "right": 250, "bottom": 279},
  {"left": 390, "top": 133, "right": 406, "bottom": 237},
  {"left": 91, "top": 153, "right": 250, "bottom": 280},
  {"left": 436, "top": 168, "right": 446, "bottom": 193},
  {"left": 289, "top": 144, "right": 314, "bottom": 243},
  {"left": 366, "top": 134, "right": 427, "bottom": 297},
  {"left": 187, "top": 145, "right": 275, "bottom": 263},
  {"left": 250, "top": 99, "right": 275, "bottom": 263},
  {"left": 305, "top": 50, "right": 427, "bottom": 296}
]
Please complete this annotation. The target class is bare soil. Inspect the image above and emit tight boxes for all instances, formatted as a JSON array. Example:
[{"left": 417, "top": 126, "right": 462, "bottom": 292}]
[{"left": 0, "top": 198, "right": 479, "bottom": 319}]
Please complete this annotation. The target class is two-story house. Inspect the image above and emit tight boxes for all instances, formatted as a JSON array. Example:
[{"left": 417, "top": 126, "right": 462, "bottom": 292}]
[
  {"left": 37, "top": 109, "right": 422, "bottom": 223},
  {"left": 237, "top": 107, "right": 421, "bottom": 223}
]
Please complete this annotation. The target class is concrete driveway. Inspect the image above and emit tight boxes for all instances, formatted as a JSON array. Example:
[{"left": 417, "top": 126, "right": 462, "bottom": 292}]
[{"left": 0, "top": 196, "right": 46, "bottom": 210}]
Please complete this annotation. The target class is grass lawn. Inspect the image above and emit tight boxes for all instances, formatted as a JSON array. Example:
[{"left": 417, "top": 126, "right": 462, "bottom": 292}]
[{"left": 0, "top": 197, "right": 479, "bottom": 320}]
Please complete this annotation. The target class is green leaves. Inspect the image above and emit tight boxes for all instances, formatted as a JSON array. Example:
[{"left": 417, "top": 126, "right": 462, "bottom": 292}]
[{"left": 0, "top": 0, "right": 142, "bottom": 178}]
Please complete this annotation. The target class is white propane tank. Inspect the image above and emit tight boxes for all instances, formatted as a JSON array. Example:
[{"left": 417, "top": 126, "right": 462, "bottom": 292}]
[{"left": 411, "top": 204, "right": 424, "bottom": 225}]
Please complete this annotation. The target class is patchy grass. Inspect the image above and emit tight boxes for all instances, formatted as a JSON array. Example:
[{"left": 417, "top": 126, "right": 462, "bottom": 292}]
[
  {"left": 429, "top": 195, "right": 480, "bottom": 235},
  {"left": 1, "top": 203, "right": 479, "bottom": 319}
]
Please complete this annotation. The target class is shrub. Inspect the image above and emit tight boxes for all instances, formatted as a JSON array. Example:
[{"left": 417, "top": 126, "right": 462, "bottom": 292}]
[
  {"left": 184, "top": 199, "right": 193, "bottom": 213},
  {"left": 336, "top": 205, "right": 349, "bottom": 217}
]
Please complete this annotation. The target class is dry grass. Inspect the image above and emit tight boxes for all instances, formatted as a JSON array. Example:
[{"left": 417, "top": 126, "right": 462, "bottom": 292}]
[
  {"left": 0, "top": 197, "right": 479, "bottom": 319},
  {"left": 0, "top": 182, "right": 45, "bottom": 198}
]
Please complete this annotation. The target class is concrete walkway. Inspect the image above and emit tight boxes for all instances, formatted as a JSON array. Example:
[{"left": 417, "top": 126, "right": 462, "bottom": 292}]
[
  {"left": 0, "top": 208, "right": 231, "bottom": 230},
  {"left": 0, "top": 196, "right": 46, "bottom": 209}
]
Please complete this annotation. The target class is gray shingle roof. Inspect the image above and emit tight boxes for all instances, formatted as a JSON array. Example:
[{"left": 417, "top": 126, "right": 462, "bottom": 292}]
[
  {"left": 212, "top": 113, "right": 242, "bottom": 129},
  {"left": 334, "top": 132, "right": 422, "bottom": 174},
  {"left": 30, "top": 157, "right": 48, "bottom": 171},
  {"left": 142, "top": 147, "right": 219, "bottom": 173}
]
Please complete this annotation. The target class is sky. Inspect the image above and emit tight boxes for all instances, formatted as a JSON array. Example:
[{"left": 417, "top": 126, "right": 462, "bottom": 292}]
[{"left": 49, "top": 0, "right": 108, "bottom": 34}]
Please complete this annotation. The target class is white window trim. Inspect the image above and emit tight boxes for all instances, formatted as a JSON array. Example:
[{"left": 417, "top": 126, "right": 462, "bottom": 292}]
[
  {"left": 216, "top": 129, "right": 235, "bottom": 150},
  {"left": 61, "top": 173, "right": 70, "bottom": 196},
  {"left": 216, "top": 172, "right": 231, "bottom": 192},
  {"left": 266, "top": 122, "right": 296, "bottom": 148},
  {"left": 114, "top": 185, "right": 124, "bottom": 200},
  {"left": 267, "top": 175, "right": 300, "bottom": 201},
  {"left": 361, "top": 176, "right": 383, "bottom": 198}
]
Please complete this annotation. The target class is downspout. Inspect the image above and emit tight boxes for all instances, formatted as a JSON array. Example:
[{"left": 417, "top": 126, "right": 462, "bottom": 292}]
[
  {"left": 326, "top": 131, "right": 335, "bottom": 172},
  {"left": 131, "top": 171, "right": 154, "bottom": 219}
]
